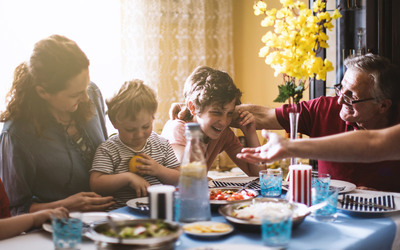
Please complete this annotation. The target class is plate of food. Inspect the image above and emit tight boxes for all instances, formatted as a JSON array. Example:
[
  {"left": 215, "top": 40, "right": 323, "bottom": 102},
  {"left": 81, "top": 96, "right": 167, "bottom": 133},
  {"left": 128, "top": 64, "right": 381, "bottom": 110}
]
[
  {"left": 209, "top": 187, "right": 258, "bottom": 206},
  {"left": 42, "top": 212, "right": 135, "bottom": 234},
  {"left": 85, "top": 219, "right": 182, "bottom": 247},
  {"left": 126, "top": 197, "right": 149, "bottom": 212},
  {"left": 218, "top": 198, "right": 310, "bottom": 231},
  {"left": 182, "top": 221, "right": 233, "bottom": 238}
]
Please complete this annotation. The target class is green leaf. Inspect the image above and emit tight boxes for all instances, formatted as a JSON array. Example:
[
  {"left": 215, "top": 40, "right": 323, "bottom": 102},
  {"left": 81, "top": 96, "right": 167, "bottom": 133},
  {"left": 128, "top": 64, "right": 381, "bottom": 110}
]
[
  {"left": 273, "top": 80, "right": 306, "bottom": 104},
  {"left": 274, "top": 84, "right": 291, "bottom": 103}
]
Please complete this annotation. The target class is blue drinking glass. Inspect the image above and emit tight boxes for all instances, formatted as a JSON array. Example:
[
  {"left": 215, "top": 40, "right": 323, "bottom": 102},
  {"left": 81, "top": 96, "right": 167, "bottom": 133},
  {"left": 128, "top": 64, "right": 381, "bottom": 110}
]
[
  {"left": 260, "top": 168, "right": 283, "bottom": 197},
  {"left": 261, "top": 207, "right": 292, "bottom": 248}
]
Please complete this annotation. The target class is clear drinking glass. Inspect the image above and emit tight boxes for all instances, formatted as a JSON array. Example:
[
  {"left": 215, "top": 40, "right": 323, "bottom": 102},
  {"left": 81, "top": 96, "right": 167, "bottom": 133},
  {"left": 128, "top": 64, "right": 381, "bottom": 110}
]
[
  {"left": 312, "top": 173, "right": 331, "bottom": 192},
  {"left": 259, "top": 168, "right": 283, "bottom": 197},
  {"left": 312, "top": 188, "right": 339, "bottom": 222}
]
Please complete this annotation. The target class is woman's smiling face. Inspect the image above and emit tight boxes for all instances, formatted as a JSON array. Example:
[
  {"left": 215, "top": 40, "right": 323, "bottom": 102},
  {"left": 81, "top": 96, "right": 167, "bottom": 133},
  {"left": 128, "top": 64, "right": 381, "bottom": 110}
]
[{"left": 192, "top": 99, "right": 236, "bottom": 140}]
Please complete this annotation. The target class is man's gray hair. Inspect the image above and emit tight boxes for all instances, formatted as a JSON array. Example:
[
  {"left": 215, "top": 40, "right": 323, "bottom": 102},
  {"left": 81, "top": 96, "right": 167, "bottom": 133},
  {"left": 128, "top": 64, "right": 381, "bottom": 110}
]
[{"left": 344, "top": 53, "right": 400, "bottom": 103}]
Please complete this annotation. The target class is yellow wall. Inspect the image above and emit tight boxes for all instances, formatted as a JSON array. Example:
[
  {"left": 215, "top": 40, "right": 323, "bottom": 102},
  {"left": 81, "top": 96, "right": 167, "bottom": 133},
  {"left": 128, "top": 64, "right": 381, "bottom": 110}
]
[{"left": 232, "top": 0, "right": 309, "bottom": 109}]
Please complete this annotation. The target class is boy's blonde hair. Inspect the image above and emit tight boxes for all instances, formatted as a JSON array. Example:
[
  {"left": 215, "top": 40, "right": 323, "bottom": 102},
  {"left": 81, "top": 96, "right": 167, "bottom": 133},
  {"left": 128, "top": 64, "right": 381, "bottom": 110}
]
[{"left": 106, "top": 79, "right": 158, "bottom": 124}]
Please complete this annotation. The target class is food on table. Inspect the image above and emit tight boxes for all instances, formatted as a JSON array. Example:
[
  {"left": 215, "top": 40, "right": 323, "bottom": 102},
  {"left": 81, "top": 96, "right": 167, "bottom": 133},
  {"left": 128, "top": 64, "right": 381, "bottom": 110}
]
[
  {"left": 209, "top": 189, "right": 255, "bottom": 201},
  {"left": 101, "top": 220, "right": 173, "bottom": 239},
  {"left": 129, "top": 155, "right": 143, "bottom": 173},
  {"left": 183, "top": 223, "right": 231, "bottom": 233},
  {"left": 232, "top": 202, "right": 295, "bottom": 220}
]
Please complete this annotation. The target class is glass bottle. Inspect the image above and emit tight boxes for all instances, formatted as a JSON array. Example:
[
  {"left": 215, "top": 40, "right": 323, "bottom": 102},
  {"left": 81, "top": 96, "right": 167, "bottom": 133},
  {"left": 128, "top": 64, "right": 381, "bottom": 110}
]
[{"left": 177, "top": 123, "right": 211, "bottom": 222}]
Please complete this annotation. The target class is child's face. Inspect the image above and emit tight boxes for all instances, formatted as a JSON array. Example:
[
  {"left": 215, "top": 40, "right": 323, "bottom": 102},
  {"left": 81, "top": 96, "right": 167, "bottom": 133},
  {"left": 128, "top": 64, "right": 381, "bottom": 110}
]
[
  {"left": 193, "top": 99, "right": 236, "bottom": 140},
  {"left": 113, "top": 110, "right": 154, "bottom": 151}
]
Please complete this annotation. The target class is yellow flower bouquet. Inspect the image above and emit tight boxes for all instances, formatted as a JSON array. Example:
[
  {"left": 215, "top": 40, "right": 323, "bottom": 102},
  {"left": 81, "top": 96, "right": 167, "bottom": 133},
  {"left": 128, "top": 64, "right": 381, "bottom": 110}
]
[{"left": 254, "top": 0, "right": 342, "bottom": 105}]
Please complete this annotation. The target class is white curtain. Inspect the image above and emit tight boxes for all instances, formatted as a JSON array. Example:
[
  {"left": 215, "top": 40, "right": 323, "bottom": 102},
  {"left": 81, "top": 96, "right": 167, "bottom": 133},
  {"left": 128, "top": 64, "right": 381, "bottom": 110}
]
[{"left": 120, "top": 0, "right": 234, "bottom": 132}]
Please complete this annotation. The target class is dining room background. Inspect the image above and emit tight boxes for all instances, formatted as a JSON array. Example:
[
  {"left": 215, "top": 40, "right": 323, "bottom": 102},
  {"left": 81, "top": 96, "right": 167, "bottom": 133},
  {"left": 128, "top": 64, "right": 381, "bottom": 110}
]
[{"left": 0, "top": 0, "right": 302, "bottom": 137}]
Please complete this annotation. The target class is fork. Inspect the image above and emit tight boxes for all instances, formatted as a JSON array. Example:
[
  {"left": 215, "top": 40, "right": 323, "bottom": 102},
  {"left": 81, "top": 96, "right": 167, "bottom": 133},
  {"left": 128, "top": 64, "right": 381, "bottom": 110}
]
[
  {"left": 136, "top": 201, "right": 149, "bottom": 211},
  {"left": 237, "top": 178, "right": 260, "bottom": 193}
]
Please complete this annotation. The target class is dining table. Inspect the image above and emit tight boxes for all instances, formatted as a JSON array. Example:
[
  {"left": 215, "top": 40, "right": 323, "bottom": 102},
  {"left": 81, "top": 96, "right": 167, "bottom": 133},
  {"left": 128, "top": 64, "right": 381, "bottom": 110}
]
[{"left": 1, "top": 189, "right": 400, "bottom": 250}]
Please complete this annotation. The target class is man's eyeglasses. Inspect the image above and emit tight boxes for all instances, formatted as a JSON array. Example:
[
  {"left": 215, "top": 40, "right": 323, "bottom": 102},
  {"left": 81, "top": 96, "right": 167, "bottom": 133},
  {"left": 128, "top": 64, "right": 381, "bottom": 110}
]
[{"left": 334, "top": 84, "right": 375, "bottom": 105}]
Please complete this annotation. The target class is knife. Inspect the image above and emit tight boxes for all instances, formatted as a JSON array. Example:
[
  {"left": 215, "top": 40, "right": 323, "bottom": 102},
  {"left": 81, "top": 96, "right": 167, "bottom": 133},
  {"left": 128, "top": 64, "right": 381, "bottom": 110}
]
[
  {"left": 237, "top": 177, "right": 260, "bottom": 193},
  {"left": 338, "top": 197, "right": 395, "bottom": 211}
]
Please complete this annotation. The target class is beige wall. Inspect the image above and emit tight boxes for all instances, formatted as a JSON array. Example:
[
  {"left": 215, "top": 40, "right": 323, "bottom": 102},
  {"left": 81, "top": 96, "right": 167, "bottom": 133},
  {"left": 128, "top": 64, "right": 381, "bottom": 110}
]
[{"left": 232, "top": 0, "right": 309, "bottom": 110}]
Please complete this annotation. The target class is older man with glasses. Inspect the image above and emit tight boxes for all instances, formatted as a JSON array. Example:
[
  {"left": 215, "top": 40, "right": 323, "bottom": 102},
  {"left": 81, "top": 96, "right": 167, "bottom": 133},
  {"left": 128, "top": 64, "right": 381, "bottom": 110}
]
[{"left": 237, "top": 53, "right": 400, "bottom": 192}]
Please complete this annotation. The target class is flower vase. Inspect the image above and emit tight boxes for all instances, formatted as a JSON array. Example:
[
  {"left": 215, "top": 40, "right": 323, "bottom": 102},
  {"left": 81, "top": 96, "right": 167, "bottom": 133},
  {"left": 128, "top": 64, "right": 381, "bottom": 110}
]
[{"left": 289, "top": 104, "right": 299, "bottom": 165}]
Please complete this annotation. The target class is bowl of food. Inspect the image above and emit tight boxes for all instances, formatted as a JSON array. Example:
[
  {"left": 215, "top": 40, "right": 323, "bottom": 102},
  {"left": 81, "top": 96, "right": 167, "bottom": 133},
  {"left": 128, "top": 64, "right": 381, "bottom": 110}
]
[
  {"left": 85, "top": 219, "right": 182, "bottom": 249},
  {"left": 218, "top": 197, "right": 310, "bottom": 232},
  {"left": 209, "top": 187, "right": 258, "bottom": 206}
]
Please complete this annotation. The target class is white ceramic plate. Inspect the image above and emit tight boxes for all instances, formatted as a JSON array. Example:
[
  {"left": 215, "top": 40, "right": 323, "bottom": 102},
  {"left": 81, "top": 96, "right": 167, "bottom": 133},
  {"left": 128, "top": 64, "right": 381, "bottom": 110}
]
[
  {"left": 183, "top": 221, "right": 233, "bottom": 238},
  {"left": 42, "top": 212, "right": 135, "bottom": 233},
  {"left": 126, "top": 197, "right": 149, "bottom": 212},
  {"left": 282, "top": 179, "right": 356, "bottom": 194},
  {"left": 188, "top": 244, "right": 268, "bottom": 250},
  {"left": 330, "top": 180, "right": 356, "bottom": 194},
  {"left": 337, "top": 193, "right": 400, "bottom": 215}
]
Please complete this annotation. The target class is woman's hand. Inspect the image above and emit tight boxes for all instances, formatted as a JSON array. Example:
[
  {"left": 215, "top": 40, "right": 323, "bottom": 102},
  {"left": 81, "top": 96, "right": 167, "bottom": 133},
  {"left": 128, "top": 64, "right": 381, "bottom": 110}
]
[
  {"left": 128, "top": 174, "right": 150, "bottom": 197},
  {"left": 62, "top": 192, "right": 115, "bottom": 212}
]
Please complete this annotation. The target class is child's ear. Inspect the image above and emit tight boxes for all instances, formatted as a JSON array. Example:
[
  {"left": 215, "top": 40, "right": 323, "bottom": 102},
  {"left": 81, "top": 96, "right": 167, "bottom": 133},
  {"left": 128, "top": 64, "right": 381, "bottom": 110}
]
[{"left": 187, "top": 101, "right": 196, "bottom": 115}]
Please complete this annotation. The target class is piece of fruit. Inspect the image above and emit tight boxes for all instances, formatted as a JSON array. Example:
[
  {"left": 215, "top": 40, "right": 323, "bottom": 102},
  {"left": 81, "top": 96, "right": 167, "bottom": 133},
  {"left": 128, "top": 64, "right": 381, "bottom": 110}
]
[{"left": 129, "top": 155, "right": 143, "bottom": 173}]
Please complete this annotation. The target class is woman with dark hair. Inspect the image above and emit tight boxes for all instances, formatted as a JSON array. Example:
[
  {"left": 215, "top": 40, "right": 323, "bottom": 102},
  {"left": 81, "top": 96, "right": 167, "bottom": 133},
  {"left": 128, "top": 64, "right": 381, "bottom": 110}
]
[{"left": 0, "top": 35, "right": 114, "bottom": 215}]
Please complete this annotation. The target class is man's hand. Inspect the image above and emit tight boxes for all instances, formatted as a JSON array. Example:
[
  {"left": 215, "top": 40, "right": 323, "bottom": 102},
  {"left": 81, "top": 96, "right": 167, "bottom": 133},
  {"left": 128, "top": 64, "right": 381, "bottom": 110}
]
[
  {"left": 237, "top": 130, "right": 291, "bottom": 164},
  {"left": 237, "top": 110, "right": 257, "bottom": 135}
]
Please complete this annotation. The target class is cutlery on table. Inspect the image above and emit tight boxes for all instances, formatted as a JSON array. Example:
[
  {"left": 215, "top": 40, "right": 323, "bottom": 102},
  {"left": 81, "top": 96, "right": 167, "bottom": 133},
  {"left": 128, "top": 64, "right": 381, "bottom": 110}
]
[
  {"left": 338, "top": 196, "right": 395, "bottom": 210},
  {"left": 136, "top": 201, "right": 149, "bottom": 211},
  {"left": 282, "top": 184, "right": 345, "bottom": 192},
  {"left": 237, "top": 177, "right": 260, "bottom": 193},
  {"left": 331, "top": 186, "right": 346, "bottom": 192}
]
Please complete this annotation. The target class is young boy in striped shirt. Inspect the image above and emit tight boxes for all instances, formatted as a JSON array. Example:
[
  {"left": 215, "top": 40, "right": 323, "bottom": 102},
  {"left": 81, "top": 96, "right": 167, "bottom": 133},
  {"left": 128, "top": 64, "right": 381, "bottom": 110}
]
[{"left": 90, "top": 80, "right": 180, "bottom": 210}]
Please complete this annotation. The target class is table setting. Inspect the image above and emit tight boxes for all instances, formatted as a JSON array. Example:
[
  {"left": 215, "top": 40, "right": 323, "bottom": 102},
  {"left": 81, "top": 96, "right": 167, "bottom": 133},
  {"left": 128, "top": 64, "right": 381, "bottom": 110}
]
[{"left": 2, "top": 168, "right": 400, "bottom": 250}]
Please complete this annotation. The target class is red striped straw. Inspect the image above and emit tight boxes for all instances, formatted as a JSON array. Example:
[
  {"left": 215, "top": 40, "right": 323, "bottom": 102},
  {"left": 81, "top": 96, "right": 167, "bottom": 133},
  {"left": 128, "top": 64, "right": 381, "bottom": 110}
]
[{"left": 288, "top": 165, "right": 312, "bottom": 206}]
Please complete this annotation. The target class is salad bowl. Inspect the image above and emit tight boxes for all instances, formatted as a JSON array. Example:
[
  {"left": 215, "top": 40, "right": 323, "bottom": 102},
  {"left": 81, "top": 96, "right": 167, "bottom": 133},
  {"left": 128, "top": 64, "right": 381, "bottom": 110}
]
[{"left": 85, "top": 219, "right": 182, "bottom": 249}]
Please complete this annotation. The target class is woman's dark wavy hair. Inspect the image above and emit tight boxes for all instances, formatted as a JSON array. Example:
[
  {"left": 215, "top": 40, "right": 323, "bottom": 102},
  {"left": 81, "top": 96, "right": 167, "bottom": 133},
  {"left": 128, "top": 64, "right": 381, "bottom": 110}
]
[
  {"left": 177, "top": 66, "right": 242, "bottom": 122},
  {"left": 0, "top": 35, "right": 92, "bottom": 134}
]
